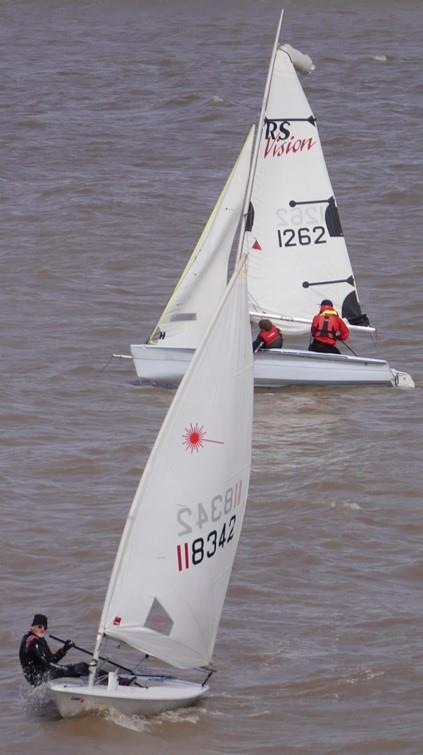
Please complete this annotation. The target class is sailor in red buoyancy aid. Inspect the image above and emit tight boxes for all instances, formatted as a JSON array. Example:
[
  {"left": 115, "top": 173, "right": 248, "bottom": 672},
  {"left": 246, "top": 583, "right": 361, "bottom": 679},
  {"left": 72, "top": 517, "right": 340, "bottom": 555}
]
[
  {"left": 308, "top": 299, "right": 350, "bottom": 354},
  {"left": 253, "top": 319, "right": 283, "bottom": 353}
]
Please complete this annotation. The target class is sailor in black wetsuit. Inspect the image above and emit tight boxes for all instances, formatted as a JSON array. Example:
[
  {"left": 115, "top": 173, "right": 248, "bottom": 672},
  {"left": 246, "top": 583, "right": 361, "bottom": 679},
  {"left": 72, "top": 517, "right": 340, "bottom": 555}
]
[{"left": 19, "top": 613, "right": 89, "bottom": 686}]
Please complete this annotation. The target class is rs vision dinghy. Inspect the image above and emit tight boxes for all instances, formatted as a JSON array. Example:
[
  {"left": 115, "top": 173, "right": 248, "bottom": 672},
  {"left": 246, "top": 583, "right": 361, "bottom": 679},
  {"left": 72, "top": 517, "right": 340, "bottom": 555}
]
[{"left": 130, "top": 10, "right": 414, "bottom": 390}]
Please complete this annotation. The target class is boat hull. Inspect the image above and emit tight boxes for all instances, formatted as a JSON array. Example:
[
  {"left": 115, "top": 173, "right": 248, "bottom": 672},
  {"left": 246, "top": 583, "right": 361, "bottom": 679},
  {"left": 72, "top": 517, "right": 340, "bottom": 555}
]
[
  {"left": 130, "top": 344, "right": 414, "bottom": 388},
  {"left": 48, "top": 675, "right": 208, "bottom": 718}
]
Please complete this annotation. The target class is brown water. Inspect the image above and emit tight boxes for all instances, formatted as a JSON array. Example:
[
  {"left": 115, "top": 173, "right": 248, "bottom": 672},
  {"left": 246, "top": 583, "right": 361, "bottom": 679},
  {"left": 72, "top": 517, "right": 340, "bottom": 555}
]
[{"left": 2, "top": 0, "right": 423, "bottom": 753}]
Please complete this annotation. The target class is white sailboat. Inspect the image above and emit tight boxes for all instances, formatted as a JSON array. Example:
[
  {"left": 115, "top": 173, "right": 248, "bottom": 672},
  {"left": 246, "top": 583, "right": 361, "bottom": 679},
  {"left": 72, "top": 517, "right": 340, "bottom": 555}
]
[
  {"left": 130, "top": 11, "right": 414, "bottom": 389},
  {"left": 49, "top": 253, "right": 254, "bottom": 718}
]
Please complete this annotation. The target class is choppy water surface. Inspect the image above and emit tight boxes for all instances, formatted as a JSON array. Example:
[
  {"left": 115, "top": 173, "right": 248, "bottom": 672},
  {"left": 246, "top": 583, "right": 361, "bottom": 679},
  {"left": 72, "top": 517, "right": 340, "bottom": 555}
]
[{"left": 1, "top": 0, "right": 422, "bottom": 753}]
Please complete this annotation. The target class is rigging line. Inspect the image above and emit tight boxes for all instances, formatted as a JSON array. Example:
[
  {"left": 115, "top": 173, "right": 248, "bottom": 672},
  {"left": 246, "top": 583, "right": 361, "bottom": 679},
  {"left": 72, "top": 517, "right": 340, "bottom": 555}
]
[
  {"left": 99, "top": 353, "right": 132, "bottom": 373},
  {"left": 248, "top": 291, "right": 262, "bottom": 309},
  {"left": 248, "top": 291, "right": 273, "bottom": 317},
  {"left": 99, "top": 354, "right": 115, "bottom": 373},
  {"left": 49, "top": 633, "right": 138, "bottom": 676},
  {"left": 338, "top": 339, "right": 358, "bottom": 357},
  {"left": 202, "top": 668, "right": 215, "bottom": 687}
]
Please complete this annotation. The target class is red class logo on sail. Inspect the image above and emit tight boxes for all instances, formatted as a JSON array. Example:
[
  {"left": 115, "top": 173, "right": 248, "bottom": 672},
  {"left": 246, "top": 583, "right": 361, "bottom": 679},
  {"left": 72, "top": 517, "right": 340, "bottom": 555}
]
[{"left": 263, "top": 118, "right": 316, "bottom": 159}]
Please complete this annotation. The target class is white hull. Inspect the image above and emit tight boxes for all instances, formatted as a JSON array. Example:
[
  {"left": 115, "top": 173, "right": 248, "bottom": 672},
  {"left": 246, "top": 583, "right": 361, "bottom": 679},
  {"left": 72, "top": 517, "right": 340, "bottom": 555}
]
[
  {"left": 48, "top": 675, "right": 208, "bottom": 718},
  {"left": 130, "top": 344, "right": 414, "bottom": 389}
]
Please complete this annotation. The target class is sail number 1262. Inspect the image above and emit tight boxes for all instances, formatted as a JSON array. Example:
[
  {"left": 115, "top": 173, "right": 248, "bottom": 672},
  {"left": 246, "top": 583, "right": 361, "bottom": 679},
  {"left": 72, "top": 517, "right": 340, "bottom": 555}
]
[{"left": 278, "top": 225, "right": 327, "bottom": 247}]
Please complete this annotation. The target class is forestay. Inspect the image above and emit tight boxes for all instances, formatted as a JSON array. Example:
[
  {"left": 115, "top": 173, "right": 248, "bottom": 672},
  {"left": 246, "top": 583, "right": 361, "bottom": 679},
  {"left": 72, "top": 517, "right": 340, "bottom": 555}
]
[
  {"left": 245, "top": 46, "right": 368, "bottom": 334},
  {"left": 148, "top": 127, "right": 254, "bottom": 348},
  {"left": 99, "top": 254, "right": 254, "bottom": 669}
]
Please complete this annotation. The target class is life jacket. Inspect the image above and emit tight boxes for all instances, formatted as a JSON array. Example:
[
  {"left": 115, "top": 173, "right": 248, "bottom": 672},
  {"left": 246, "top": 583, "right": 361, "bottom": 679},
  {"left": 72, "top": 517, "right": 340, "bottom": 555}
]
[
  {"left": 259, "top": 324, "right": 282, "bottom": 347},
  {"left": 313, "top": 308, "right": 339, "bottom": 345}
]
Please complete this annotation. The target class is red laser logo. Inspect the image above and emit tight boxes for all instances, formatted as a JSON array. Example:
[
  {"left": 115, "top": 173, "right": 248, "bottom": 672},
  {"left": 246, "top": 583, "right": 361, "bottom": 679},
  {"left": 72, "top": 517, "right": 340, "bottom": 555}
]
[{"left": 182, "top": 423, "right": 224, "bottom": 454}]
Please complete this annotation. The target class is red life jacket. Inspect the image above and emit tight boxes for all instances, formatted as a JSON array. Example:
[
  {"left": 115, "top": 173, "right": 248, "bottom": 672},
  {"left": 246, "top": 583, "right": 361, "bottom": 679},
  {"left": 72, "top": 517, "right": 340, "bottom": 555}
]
[
  {"left": 259, "top": 324, "right": 282, "bottom": 346},
  {"left": 313, "top": 312, "right": 339, "bottom": 345}
]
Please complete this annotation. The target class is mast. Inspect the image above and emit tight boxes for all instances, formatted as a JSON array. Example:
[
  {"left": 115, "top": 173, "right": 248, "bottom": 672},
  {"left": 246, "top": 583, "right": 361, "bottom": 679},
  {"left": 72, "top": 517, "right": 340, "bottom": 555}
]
[
  {"left": 235, "top": 8, "right": 284, "bottom": 263},
  {"left": 89, "top": 631, "right": 103, "bottom": 685}
]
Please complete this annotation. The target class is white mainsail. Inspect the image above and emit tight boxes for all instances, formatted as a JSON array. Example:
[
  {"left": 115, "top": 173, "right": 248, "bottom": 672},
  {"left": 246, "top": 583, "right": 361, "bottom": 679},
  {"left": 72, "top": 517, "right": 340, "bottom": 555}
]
[
  {"left": 244, "top": 45, "right": 368, "bottom": 335},
  {"left": 99, "top": 254, "right": 253, "bottom": 669},
  {"left": 148, "top": 126, "right": 254, "bottom": 348}
]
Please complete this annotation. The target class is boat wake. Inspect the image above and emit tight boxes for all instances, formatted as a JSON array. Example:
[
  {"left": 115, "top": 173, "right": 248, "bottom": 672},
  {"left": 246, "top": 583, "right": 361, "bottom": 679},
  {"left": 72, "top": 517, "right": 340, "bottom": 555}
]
[
  {"left": 105, "top": 704, "right": 203, "bottom": 732},
  {"left": 20, "top": 683, "right": 61, "bottom": 721},
  {"left": 329, "top": 500, "right": 362, "bottom": 512}
]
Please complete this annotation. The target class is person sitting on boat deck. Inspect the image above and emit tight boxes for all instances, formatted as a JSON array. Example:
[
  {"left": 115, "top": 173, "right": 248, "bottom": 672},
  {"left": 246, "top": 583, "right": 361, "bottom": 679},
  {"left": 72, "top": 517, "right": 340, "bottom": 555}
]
[
  {"left": 252, "top": 319, "right": 283, "bottom": 352},
  {"left": 308, "top": 299, "right": 350, "bottom": 354},
  {"left": 19, "top": 613, "right": 89, "bottom": 687}
]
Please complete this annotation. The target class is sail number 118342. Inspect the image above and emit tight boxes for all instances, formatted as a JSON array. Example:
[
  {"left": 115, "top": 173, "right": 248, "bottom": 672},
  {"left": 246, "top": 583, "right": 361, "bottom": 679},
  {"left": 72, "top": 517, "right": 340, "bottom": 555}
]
[
  {"left": 177, "top": 516, "right": 236, "bottom": 571},
  {"left": 176, "top": 480, "right": 243, "bottom": 571}
]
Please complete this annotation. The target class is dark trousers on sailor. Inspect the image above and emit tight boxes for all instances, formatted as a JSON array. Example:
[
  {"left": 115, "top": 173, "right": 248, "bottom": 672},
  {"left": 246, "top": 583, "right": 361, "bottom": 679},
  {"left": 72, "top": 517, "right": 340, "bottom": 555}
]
[{"left": 308, "top": 340, "right": 340, "bottom": 355}]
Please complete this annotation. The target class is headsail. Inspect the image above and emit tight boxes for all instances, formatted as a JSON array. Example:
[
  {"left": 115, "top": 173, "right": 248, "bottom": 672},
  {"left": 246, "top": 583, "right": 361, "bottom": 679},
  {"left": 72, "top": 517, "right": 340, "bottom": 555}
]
[
  {"left": 148, "top": 127, "right": 254, "bottom": 348},
  {"left": 244, "top": 45, "right": 368, "bottom": 334},
  {"left": 99, "top": 254, "right": 253, "bottom": 669}
]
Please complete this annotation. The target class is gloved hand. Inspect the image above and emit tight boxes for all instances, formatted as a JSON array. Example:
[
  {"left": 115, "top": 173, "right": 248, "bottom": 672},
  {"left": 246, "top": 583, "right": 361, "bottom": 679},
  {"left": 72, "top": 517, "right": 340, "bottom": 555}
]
[{"left": 63, "top": 639, "right": 74, "bottom": 651}]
